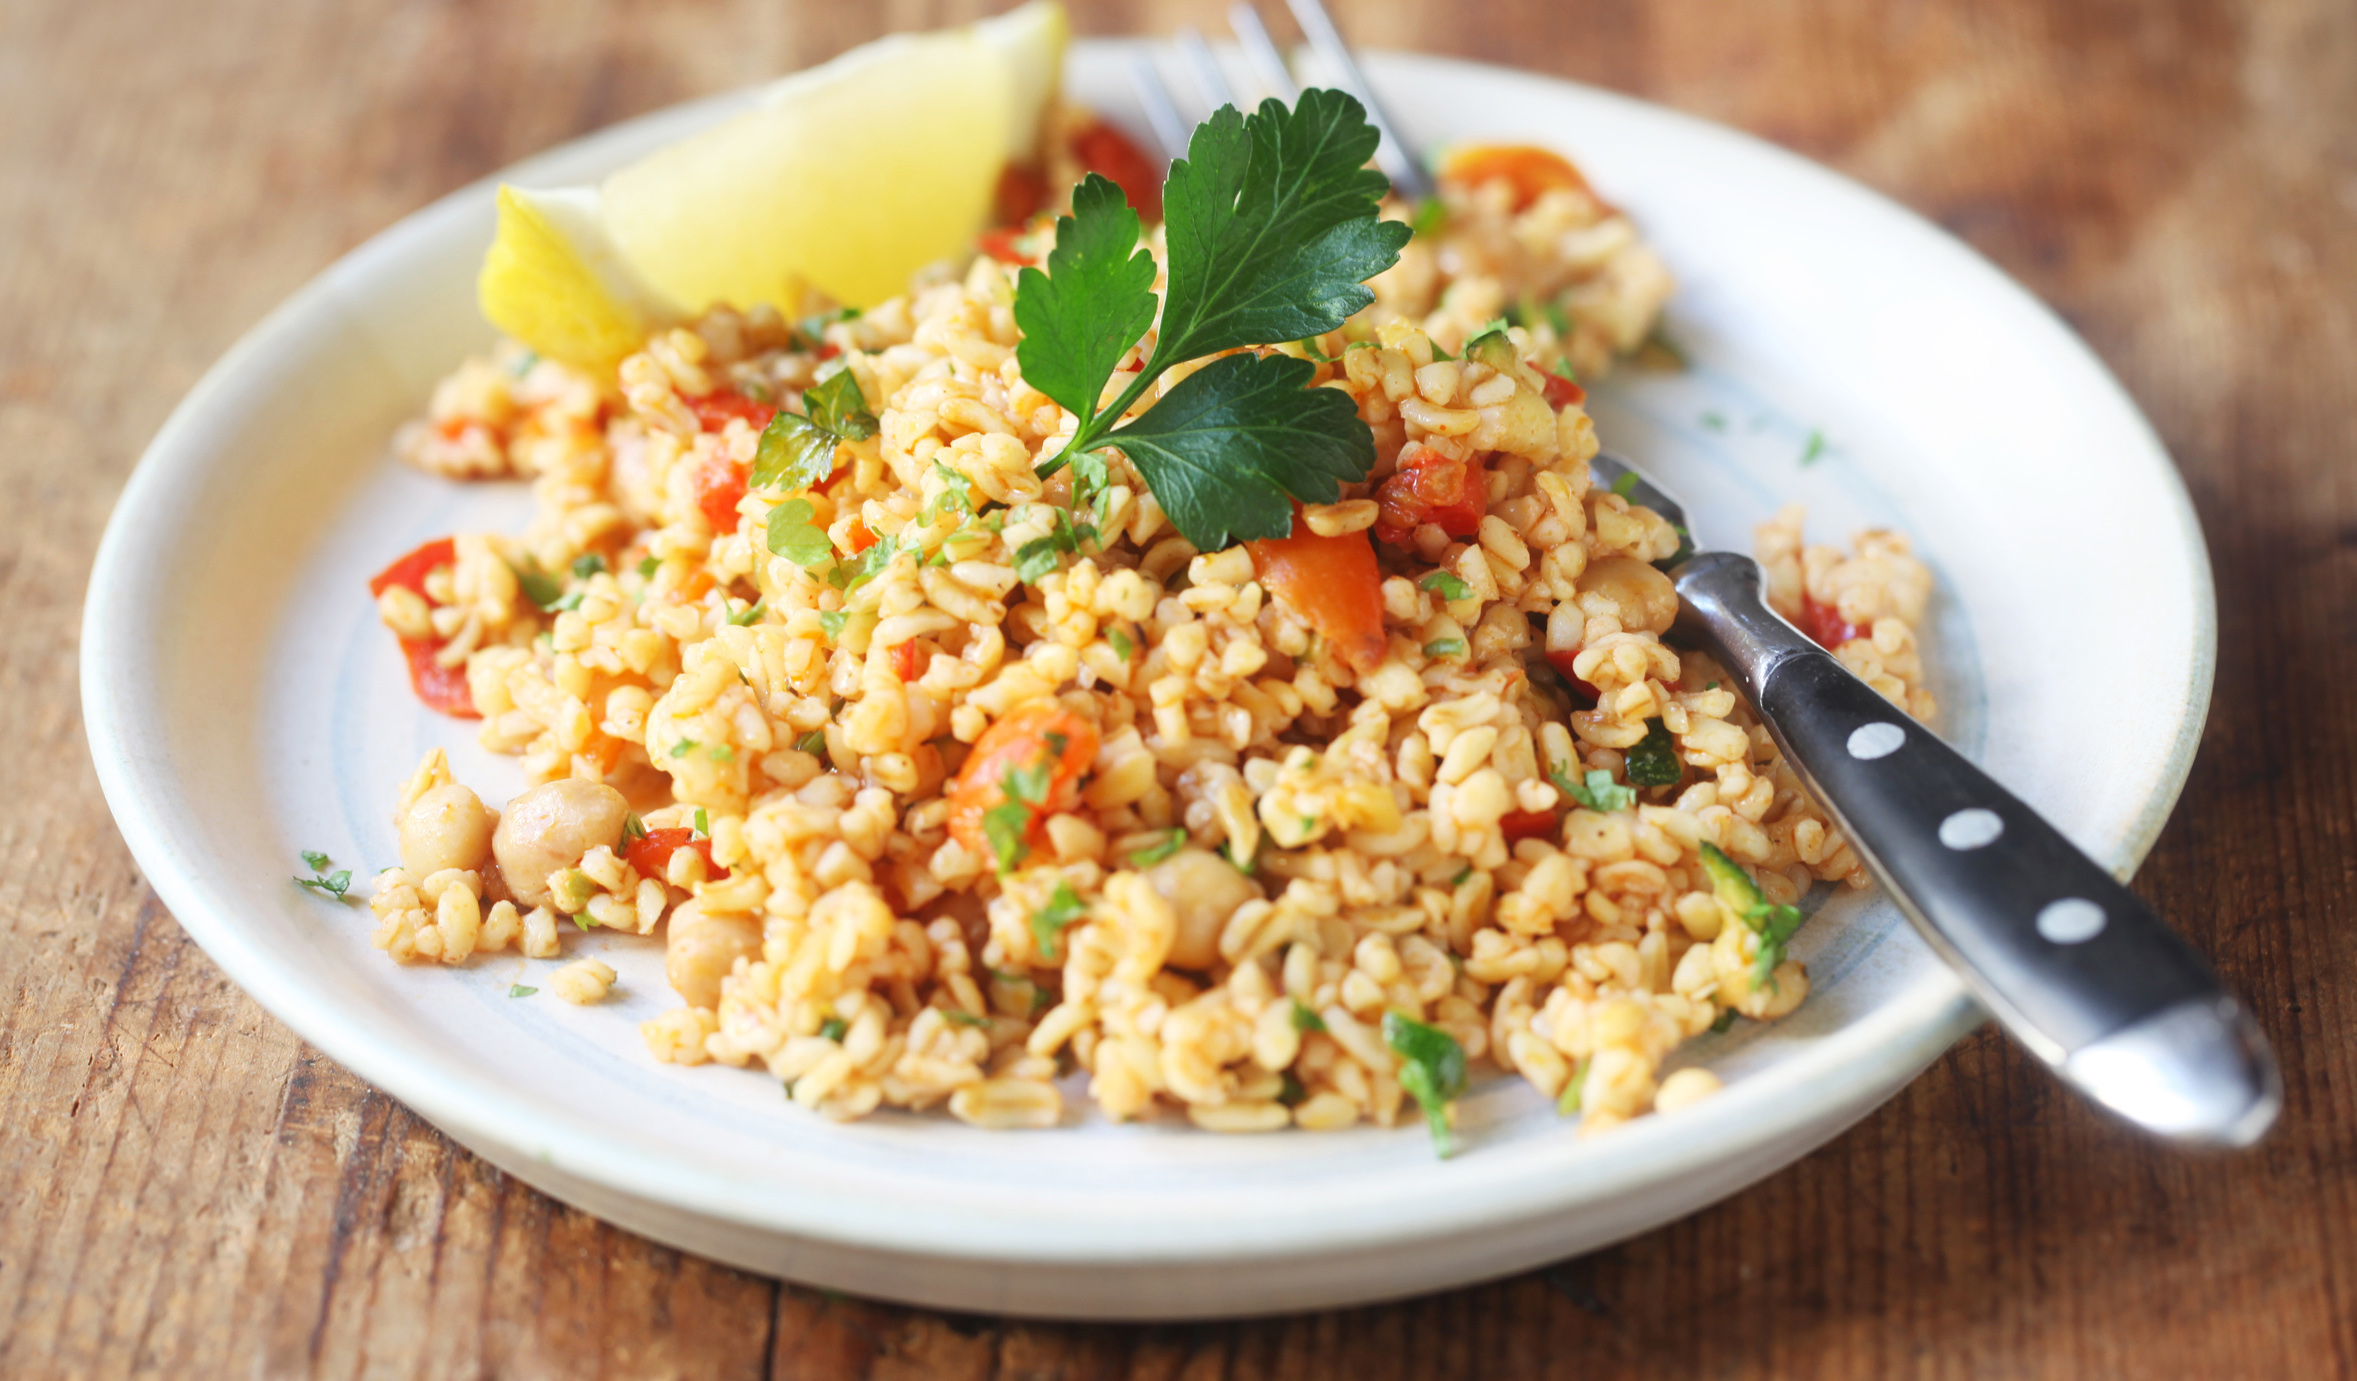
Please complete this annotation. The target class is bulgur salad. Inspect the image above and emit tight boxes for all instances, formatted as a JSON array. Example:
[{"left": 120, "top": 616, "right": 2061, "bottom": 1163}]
[{"left": 354, "top": 76, "right": 1936, "bottom": 1152}]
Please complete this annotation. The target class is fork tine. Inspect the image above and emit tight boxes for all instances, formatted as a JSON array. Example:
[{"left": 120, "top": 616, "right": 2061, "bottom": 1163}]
[
  {"left": 1227, "top": 4, "right": 1299, "bottom": 103},
  {"left": 1176, "top": 28, "right": 1240, "bottom": 113},
  {"left": 1130, "top": 52, "right": 1193, "bottom": 163},
  {"left": 1281, "top": 0, "right": 1431, "bottom": 201}
]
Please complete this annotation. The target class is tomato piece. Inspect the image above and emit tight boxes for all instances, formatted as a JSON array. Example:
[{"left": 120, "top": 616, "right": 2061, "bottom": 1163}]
[
  {"left": 1248, "top": 504, "right": 1388, "bottom": 677},
  {"left": 1544, "top": 648, "right": 1603, "bottom": 704},
  {"left": 994, "top": 162, "right": 1049, "bottom": 224},
  {"left": 623, "top": 827, "right": 727, "bottom": 882},
  {"left": 1439, "top": 144, "right": 1605, "bottom": 213},
  {"left": 370, "top": 537, "right": 457, "bottom": 601},
  {"left": 691, "top": 457, "right": 749, "bottom": 532},
  {"left": 978, "top": 226, "right": 1035, "bottom": 266},
  {"left": 400, "top": 639, "right": 480, "bottom": 719},
  {"left": 892, "top": 639, "right": 929, "bottom": 682},
  {"left": 688, "top": 390, "right": 779, "bottom": 433},
  {"left": 1071, "top": 118, "right": 1163, "bottom": 223},
  {"left": 845, "top": 520, "right": 878, "bottom": 554},
  {"left": 1373, "top": 445, "right": 1487, "bottom": 546},
  {"left": 1542, "top": 370, "right": 1585, "bottom": 408},
  {"left": 1499, "top": 809, "right": 1559, "bottom": 843},
  {"left": 1799, "top": 595, "right": 1868, "bottom": 649},
  {"left": 946, "top": 702, "right": 1100, "bottom": 865}
]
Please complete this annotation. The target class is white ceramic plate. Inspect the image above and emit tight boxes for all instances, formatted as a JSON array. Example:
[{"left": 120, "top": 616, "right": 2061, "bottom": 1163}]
[{"left": 83, "top": 43, "right": 2213, "bottom": 1319}]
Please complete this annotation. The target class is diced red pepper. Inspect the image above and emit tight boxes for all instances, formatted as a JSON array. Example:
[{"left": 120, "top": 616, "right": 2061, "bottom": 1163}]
[
  {"left": 1542, "top": 370, "right": 1585, "bottom": 408},
  {"left": 946, "top": 703, "right": 1101, "bottom": 863},
  {"left": 845, "top": 520, "right": 879, "bottom": 554},
  {"left": 1374, "top": 444, "right": 1487, "bottom": 546},
  {"left": 370, "top": 537, "right": 457, "bottom": 601},
  {"left": 892, "top": 639, "right": 930, "bottom": 682},
  {"left": 1499, "top": 809, "right": 1559, "bottom": 843},
  {"left": 994, "top": 162, "right": 1050, "bottom": 225},
  {"left": 623, "top": 827, "right": 728, "bottom": 883},
  {"left": 1072, "top": 118, "right": 1163, "bottom": 224},
  {"left": 688, "top": 390, "right": 780, "bottom": 433},
  {"left": 1799, "top": 594, "right": 1868, "bottom": 649},
  {"left": 1248, "top": 503, "right": 1389, "bottom": 677},
  {"left": 1544, "top": 648, "right": 1603, "bottom": 705},
  {"left": 691, "top": 457, "right": 750, "bottom": 533},
  {"left": 978, "top": 226, "right": 1036, "bottom": 266}
]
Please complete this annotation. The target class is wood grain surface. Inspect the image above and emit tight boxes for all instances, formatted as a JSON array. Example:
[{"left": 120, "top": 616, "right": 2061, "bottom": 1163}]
[{"left": 6, "top": 0, "right": 2354, "bottom": 1375}]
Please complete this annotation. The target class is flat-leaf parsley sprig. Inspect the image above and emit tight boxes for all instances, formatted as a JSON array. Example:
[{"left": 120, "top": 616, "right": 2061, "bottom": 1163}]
[{"left": 1017, "top": 89, "right": 1413, "bottom": 552}]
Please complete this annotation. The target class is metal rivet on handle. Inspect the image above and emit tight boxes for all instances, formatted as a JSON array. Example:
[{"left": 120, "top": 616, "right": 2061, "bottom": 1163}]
[
  {"left": 2036, "top": 898, "right": 2107, "bottom": 944},
  {"left": 1847, "top": 722, "right": 1905, "bottom": 760},
  {"left": 1938, "top": 808, "right": 2004, "bottom": 850}
]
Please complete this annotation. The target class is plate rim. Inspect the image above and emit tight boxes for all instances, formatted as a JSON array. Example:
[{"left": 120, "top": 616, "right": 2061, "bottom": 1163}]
[{"left": 81, "top": 42, "right": 2212, "bottom": 1268}]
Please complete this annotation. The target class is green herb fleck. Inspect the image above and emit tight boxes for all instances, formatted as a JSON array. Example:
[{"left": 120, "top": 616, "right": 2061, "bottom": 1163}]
[
  {"left": 293, "top": 850, "right": 353, "bottom": 900},
  {"left": 796, "top": 729, "right": 826, "bottom": 754},
  {"left": 1221, "top": 837, "right": 1259, "bottom": 875},
  {"left": 1017, "top": 91, "right": 1410, "bottom": 552},
  {"left": 1423, "top": 638, "right": 1467, "bottom": 660},
  {"left": 817, "top": 610, "right": 848, "bottom": 641},
  {"left": 670, "top": 739, "right": 697, "bottom": 758},
  {"left": 1705, "top": 681, "right": 1719, "bottom": 690},
  {"left": 302, "top": 850, "right": 331, "bottom": 872},
  {"left": 923, "top": 461, "right": 976, "bottom": 522},
  {"left": 1700, "top": 410, "right": 1727, "bottom": 432},
  {"left": 1421, "top": 570, "right": 1472, "bottom": 601},
  {"left": 1290, "top": 998, "right": 1327, "bottom": 1034},
  {"left": 942, "top": 1008, "right": 990, "bottom": 1029},
  {"left": 622, "top": 813, "right": 647, "bottom": 845},
  {"left": 511, "top": 564, "right": 566, "bottom": 612},
  {"left": 726, "top": 599, "right": 765, "bottom": 626},
  {"left": 804, "top": 369, "right": 879, "bottom": 441},
  {"left": 508, "top": 984, "right": 538, "bottom": 998},
  {"left": 1550, "top": 763, "right": 1636, "bottom": 813},
  {"left": 1029, "top": 881, "right": 1088, "bottom": 960},
  {"left": 1609, "top": 471, "right": 1641, "bottom": 499},
  {"left": 1014, "top": 507, "right": 1094, "bottom": 584},
  {"left": 693, "top": 808, "right": 710, "bottom": 838},
  {"left": 1711, "top": 1007, "right": 1739, "bottom": 1034},
  {"left": 1624, "top": 718, "right": 1682, "bottom": 788},
  {"left": 827, "top": 533, "right": 897, "bottom": 591},
  {"left": 1451, "top": 865, "right": 1474, "bottom": 887},
  {"left": 1383, "top": 1011, "right": 1469, "bottom": 1157},
  {"left": 1278, "top": 1072, "right": 1308, "bottom": 1107},
  {"left": 1699, "top": 841, "right": 1806, "bottom": 988},
  {"left": 764, "top": 497, "right": 833, "bottom": 568},
  {"left": 1107, "top": 626, "right": 1135, "bottom": 661},
  {"left": 1800, "top": 428, "right": 1827, "bottom": 466},
  {"left": 820, "top": 1017, "right": 849, "bottom": 1041},
  {"left": 749, "top": 370, "right": 873, "bottom": 494},
  {"left": 1559, "top": 1055, "right": 1593, "bottom": 1115},
  {"left": 707, "top": 745, "right": 735, "bottom": 763},
  {"left": 1410, "top": 194, "right": 1448, "bottom": 239},
  {"left": 571, "top": 554, "right": 605, "bottom": 579},
  {"left": 1129, "top": 830, "right": 1186, "bottom": 867},
  {"left": 983, "top": 801, "right": 1033, "bottom": 874},
  {"left": 636, "top": 556, "right": 661, "bottom": 578}
]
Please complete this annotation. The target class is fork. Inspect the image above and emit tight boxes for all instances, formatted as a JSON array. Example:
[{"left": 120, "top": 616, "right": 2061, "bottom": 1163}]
[{"left": 1130, "top": 5, "right": 2280, "bottom": 1148}]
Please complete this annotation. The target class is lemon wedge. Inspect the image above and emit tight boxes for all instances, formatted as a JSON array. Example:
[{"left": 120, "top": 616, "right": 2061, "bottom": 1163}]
[{"left": 478, "top": 1, "right": 1068, "bottom": 372}]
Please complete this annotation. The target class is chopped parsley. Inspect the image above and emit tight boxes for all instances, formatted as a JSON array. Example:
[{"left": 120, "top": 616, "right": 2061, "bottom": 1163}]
[
  {"left": 572, "top": 553, "right": 606, "bottom": 579},
  {"left": 1107, "top": 626, "right": 1135, "bottom": 661},
  {"left": 1423, "top": 638, "right": 1467, "bottom": 660},
  {"left": 1558, "top": 1055, "right": 1592, "bottom": 1115},
  {"left": 1278, "top": 1072, "right": 1308, "bottom": 1107},
  {"left": 1383, "top": 1011, "right": 1469, "bottom": 1157},
  {"left": 692, "top": 808, "right": 710, "bottom": 838},
  {"left": 1700, "top": 841, "right": 1806, "bottom": 989},
  {"left": 1420, "top": 570, "right": 1472, "bottom": 601},
  {"left": 750, "top": 369, "right": 875, "bottom": 493},
  {"left": 982, "top": 760, "right": 1051, "bottom": 874},
  {"left": 636, "top": 555, "right": 661, "bottom": 578},
  {"left": 622, "top": 813, "right": 647, "bottom": 845},
  {"left": 294, "top": 850, "right": 353, "bottom": 900},
  {"left": 726, "top": 599, "right": 765, "bottom": 626},
  {"left": 1550, "top": 763, "right": 1636, "bottom": 814},
  {"left": 1290, "top": 998, "right": 1327, "bottom": 1034},
  {"left": 922, "top": 461, "right": 976, "bottom": 522},
  {"left": 1128, "top": 830, "right": 1186, "bottom": 867},
  {"left": 1014, "top": 507, "right": 1095, "bottom": 584},
  {"left": 508, "top": 984, "right": 538, "bottom": 999},
  {"left": 796, "top": 729, "right": 826, "bottom": 754},
  {"left": 1799, "top": 428, "right": 1827, "bottom": 466},
  {"left": 1409, "top": 194, "right": 1447, "bottom": 239},
  {"left": 1017, "top": 91, "right": 1410, "bottom": 552},
  {"left": 941, "top": 1008, "right": 990, "bottom": 1029},
  {"left": 817, "top": 610, "right": 848, "bottom": 640},
  {"left": 826, "top": 533, "right": 897, "bottom": 591},
  {"left": 1451, "top": 865, "right": 1474, "bottom": 887},
  {"left": 764, "top": 497, "right": 833, "bottom": 568},
  {"left": 1028, "top": 881, "right": 1088, "bottom": 960},
  {"left": 1624, "top": 717, "right": 1682, "bottom": 788},
  {"left": 1711, "top": 1007, "right": 1739, "bottom": 1034},
  {"left": 670, "top": 739, "right": 697, "bottom": 758},
  {"left": 511, "top": 564, "right": 567, "bottom": 612},
  {"left": 820, "top": 1017, "right": 848, "bottom": 1041},
  {"left": 1220, "top": 837, "right": 1259, "bottom": 875},
  {"left": 797, "top": 305, "right": 861, "bottom": 344},
  {"left": 1609, "top": 470, "right": 1641, "bottom": 499}
]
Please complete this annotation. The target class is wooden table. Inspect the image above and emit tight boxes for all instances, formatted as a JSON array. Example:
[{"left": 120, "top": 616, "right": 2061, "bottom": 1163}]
[{"left": 7, "top": 0, "right": 2352, "bottom": 1374}]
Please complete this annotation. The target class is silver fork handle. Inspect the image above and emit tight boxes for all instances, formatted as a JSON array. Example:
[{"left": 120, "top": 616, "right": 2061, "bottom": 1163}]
[{"left": 1671, "top": 552, "right": 2279, "bottom": 1147}]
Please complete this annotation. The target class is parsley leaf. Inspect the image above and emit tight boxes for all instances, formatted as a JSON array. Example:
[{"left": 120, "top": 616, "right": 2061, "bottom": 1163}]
[
  {"left": 294, "top": 850, "right": 353, "bottom": 900},
  {"left": 796, "top": 728, "right": 827, "bottom": 754},
  {"left": 1102, "top": 351, "right": 1373, "bottom": 549},
  {"left": 1625, "top": 717, "right": 1682, "bottom": 787},
  {"left": 509, "top": 984, "right": 538, "bottom": 998},
  {"left": 817, "top": 611, "right": 848, "bottom": 641},
  {"left": 511, "top": 564, "right": 566, "bottom": 612},
  {"left": 750, "top": 372, "right": 874, "bottom": 493},
  {"left": 1014, "top": 174, "right": 1158, "bottom": 434},
  {"left": 820, "top": 1017, "right": 848, "bottom": 1041},
  {"left": 301, "top": 850, "right": 331, "bottom": 872},
  {"left": 942, "top": 1008, "right": 991, "bottom": 1028},
  {"left": 1711, "top": 1007, "right": 1739, "bottom": 1034},
  {"left": 1559, "top": 1055, "right": 1592, "bottom": 1115},
  {"left": 1699, "top": 841, "right": 1808, "bottom": 989},
  {"left": 571, "top": 553, "right": 606, "bottom": 579},
  {"left": 765, "top": 497, "right": 833, "bottom": 567},
  {"left": 1800, "top": 428, "right": 1827, "bottom": 466},
  {"left": 726, "top": 599, "right": 765, "bottom": 626},
  {"left": 1410, "top": 194, "right": 1447, "bottom": 239},
  {"left": 636, "top": 555, "right": 661, "bottom": 578},
  {"left": 1018, "top": 91, "right": 1409, "bottom": 552},
  {"left": 805, "top": 369, "right": 878, "bottom": 441},
  {"left": 983, "top": 800, "right": 1033, "bottom": 873},
  {"left": 1609, "top": 470, "right": 1641, "bottom": 498},
  {"left": 1290, "top": 998, "right": 1326, "bottom": 1033},
  {"left": 1014, "top": 508, "right": 1094, "bottom": 583},
  {"left": 1423, "top": 638, "right": 1467, "bottom": 660},
  {"left": 1107, "top": 627, "right": 1135, "bottom": 661},
  {"left": 1383, "top": 1011, "right": 1468, "bottom": 1157},
  {"left": 1421, "top": 570, "right": 1472, "bottom": 601},
  {"left": 1128, "top": 830, "right": 1184, "bottom": 866},
  {"left": 693, "top": 808, "right": 710, "bottom": 837},
  {"left": 1029, "top": 881, "right": 1088, "bottom": 960}
]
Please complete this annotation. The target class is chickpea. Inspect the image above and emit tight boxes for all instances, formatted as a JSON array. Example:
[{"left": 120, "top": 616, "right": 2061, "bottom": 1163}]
[
  {"left": 1575, "top": 555, "right": 1680, "bottom": 635},
  {"left": 1145, "top": 848, "right": 1264, "bottom": 970},
  {"left": 493, "top": 778, "right": 630, "bottom": 907},
  {"left": 398, "top": 782, "right": 495, "bottom": 877},
  {"left": 664, "top": 900, "right": 763, "bottom": 1010}
]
